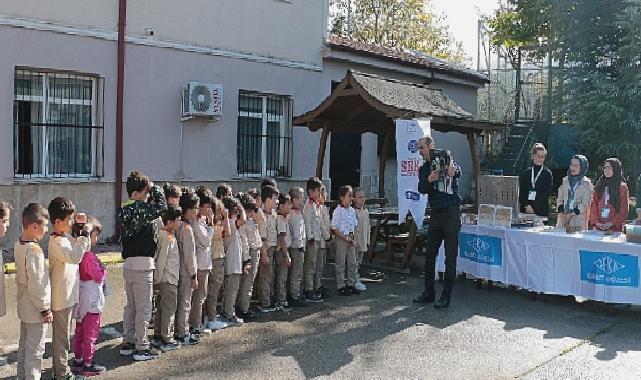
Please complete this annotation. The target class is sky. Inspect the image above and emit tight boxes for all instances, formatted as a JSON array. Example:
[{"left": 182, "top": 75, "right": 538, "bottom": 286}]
[{"left": 430, "top": 0, "right": 501, "bottom": 69}]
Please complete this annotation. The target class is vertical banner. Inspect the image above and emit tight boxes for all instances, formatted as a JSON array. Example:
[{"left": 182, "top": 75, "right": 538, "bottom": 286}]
[{"left": 396, "top": 118, "right": 431, "bottom": 229}]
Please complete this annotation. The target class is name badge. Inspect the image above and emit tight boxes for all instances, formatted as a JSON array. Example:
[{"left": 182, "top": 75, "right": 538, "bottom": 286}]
[
  {"left": 528, "top": 191, "right": 537, "bottom": 201},
  {"left": 567, "top": 199, "right": 575, "bottom": 211},
  {"left": 601, "top": 208, "right": 610, "bottom": 219}
]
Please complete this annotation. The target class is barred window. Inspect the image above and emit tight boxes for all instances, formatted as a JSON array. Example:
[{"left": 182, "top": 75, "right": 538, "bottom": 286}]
[
  {"left": 13, "top": 68, "right": 104, "bottom": 178},
  {"left": 237, "top": 92, "right": 292, "bottom": 177}
]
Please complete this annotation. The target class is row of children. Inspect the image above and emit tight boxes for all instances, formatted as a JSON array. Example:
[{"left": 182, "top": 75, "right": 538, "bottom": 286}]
[{"left": 0, "top": 171, "right": 372, "bottom": 379}]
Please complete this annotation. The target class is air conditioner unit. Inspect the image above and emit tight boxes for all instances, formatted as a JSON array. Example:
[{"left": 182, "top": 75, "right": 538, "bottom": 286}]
[{"left": 182, "top": 82, "right": 223, "bottom": 120}]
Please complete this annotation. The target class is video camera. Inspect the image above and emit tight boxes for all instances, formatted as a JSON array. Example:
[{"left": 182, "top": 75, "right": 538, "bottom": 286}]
[{"left": 429, "top": 149, "right": 454, "bottom": 194}]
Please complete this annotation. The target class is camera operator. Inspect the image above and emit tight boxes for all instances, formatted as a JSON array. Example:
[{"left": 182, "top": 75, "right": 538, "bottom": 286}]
[{"left": 413, "top": 136, "right": 461, "bottom": 309}]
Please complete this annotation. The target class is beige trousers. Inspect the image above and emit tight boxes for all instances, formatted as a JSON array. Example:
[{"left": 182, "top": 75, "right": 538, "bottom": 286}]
[
  {"left": 289, "top": 247, "right": 305, "bottom": 299},
  {"left": 52, "top": 306, "right": 73, "bottom": 377},
  {"left": 189, "top": 269, "right": 210, "bottom": 330},
  {"left": 206, "top": 258, "right": 225, "bottom": 320},
  {"left": 223, "top": 274, "right": 241, "bottom": 317},
  {"left": 175, "top": 273, "right": 194, "bottom": 338},
  {"left": 258, "top": 247, "right": 276, "bottom": 307},
  {"left": 154, "top": 283, "right": 178, "bottom": 341},
  {"left": 314, "top": 247, "right": 327, "bottom": 291},
  {"left": 17, "top": 321, "right": 47, "bottom": 380},
  {"left": 334, "top": 238, "right": 357, "bottom": 288},
  {"left": 123, "top": 269, "right": 153, "bottom": 351},
  {"left": 303, "top": 242, "right": 318, "bottom": 291},
  {"left": 274, "top": 250, "right": 290, "bottom": 302},
  {"left": 237, "top": 248, "right": 260, "bottom": 313}
]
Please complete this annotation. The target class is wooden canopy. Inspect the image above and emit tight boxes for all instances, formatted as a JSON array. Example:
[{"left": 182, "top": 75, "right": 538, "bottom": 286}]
[{"left": 293, "top": 70, "right": 506, "bottom": 200}]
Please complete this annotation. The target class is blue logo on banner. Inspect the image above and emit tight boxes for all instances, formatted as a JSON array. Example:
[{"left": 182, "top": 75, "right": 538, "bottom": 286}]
[
  {"left": 405, "top": 191, "right": 420, "bottom": 201},
  {"left": 407, "top": 140, "right": 419, "bottom": 153},
  {"left": 579, "top": 250, "right": 639, "bottom": 287},
  {"left": 459, "top": 233, "right": 502, "bottom": 266}
]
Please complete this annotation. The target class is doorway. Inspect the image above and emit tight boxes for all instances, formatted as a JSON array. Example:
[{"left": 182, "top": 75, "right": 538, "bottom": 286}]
[{"left": 329, "top": 131, "right": 362, "bottom": 200}]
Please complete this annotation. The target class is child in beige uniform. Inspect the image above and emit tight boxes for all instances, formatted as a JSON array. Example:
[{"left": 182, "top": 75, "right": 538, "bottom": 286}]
[
  {"left": 0, "top": 202, "right": 11, "bottom": 319},
  {"left": 315, "top": 186, "right": 332, "bottom": 299},
  {"left": 303, "top": 177, "right": 324, "bottom": 303},
  {"left": 221, "top": 196, "right": 250, "bottom": 325},
  {"left": 288, "top": 188, "right": 307, "bottom": 307},
  {"left": 237, "top": 194, "right": 261, "bottom": 320},
  {"left": 275, "top": 194, "right": 293, "bottom": 311},
  {"left": 353, "top": 188, "right": 370, "bottom": 292},
  {"left": 258, "top": 185, "right": 280, "bottom": 312},
  {"left": 153, "top": 207, "right": 183, "bottom": 352},
  {"left": 15, "top": 203, "right": 52, "bottom": 380},
  {"left": 205, "top": 198, "right": 229, "bottom": 331},
  {"left": 47, "top": 197, "right": 92, "bottom": 379}
]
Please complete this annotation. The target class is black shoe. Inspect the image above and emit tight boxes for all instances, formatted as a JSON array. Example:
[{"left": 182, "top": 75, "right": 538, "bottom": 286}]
[
  {"left": 413, "top": 292, "right": 435, "bottom": 304},
  {"left": 338, "top": 287, "right": 352, "bottom": 296},
  {"left": 289, "top": 297, "right": 308, "bottom": 307},
  {"left": 237, "top": 309, "right": 259, "bottom": 320},
  {"left": 304, "top": 290, "right": 324, "bottom": 303},
  {"left": 318, "top": 286, "right": 329, "bottom": 299},
  {"left": 347, "top": 285, "right": 361, "bottom": 295},
  {"left": 434, "top": 297, "right": 450, "bottom": 309},
  {"left": 80, "top": 362, "right": 107, "bottom": 376}
]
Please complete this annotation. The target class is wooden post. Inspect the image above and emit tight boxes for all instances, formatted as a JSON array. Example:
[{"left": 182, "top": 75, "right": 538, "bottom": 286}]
[
  {"left": 467, "top": 132, "right": 480, "bottom": 205},
  {"left": 379, "top": 129, "right": 392, "bottom": 198},
  {"left": 316, "top": 126, "right": 330, "bottom": 178}
]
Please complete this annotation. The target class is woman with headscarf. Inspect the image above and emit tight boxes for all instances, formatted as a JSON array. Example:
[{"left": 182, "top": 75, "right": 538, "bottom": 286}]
[
  {"left": 589, "top": 158, "right": 629, "bottom": 232},
  {"left": 556, "top": 155, "right": 593, "bottom": 231}
]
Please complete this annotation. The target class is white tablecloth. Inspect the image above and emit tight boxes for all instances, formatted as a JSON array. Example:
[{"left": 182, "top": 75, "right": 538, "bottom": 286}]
[{"left": 436, "top": 225, "right": 641, "bottom": 304}]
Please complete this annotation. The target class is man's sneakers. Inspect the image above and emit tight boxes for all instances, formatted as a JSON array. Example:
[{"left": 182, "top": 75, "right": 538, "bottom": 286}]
[
  {"left": 207, "top": 316, "right": 230, "bottom": 331},
  {"left": 304, "top": 290, "right": 323, "bottom": 303},
  {"left": 133, "top": 348, "right": 161, "bottom": 361},
  {"left": 80, "top": 362, "right": 107, "bottom": 376},
  {"left": 119, "top": 342, "right": 135, "bottom": 356}
]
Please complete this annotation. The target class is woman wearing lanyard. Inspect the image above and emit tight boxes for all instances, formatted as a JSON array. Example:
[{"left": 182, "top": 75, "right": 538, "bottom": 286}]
[
  {"left": 589, "top": 158, "right": 629, "bottom": 232},
  {"left": 556, "top": 155, "right": 593, "bottom": 231},
  {"left": 519, "top": 143, "right": 553, "bottom": 218}
]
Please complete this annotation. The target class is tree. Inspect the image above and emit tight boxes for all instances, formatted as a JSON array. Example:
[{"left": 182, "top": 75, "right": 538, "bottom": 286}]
[{"left": 330, "top": 0, "right": 471, "bottom": 66}]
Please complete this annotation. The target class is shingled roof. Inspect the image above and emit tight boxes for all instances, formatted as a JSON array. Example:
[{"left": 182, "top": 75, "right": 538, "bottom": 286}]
[{"left": 325, "top": 34, "right": 489, "bottom": 85}]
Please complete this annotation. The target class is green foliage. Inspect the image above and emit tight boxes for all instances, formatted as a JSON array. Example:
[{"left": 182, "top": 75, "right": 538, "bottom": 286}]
[{"left": 330, "top": 0, "right": 471, "bottom": 65}]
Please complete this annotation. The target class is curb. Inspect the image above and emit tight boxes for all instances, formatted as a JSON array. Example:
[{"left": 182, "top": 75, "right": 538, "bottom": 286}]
[{"left": 4, "top": 252, "right": 124, "bottom": 274}]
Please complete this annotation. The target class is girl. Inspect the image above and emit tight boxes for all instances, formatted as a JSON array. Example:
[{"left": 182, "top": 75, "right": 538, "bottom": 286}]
[
  {"left": 589, "top": 158, "right": 629, "bottom": 232},
  {"left": 556, "top": 155, "right": 593, "bottom": 231},
  {"left": 221, "top": 196, "right": 250, "bottom": 325},
  {"left": 315, "top": 186, "right": 331, "bottom": 299},
  {"left": 216, "top": 183, "right": 233, "bottom": 199},
  {"left": 205, "top": 198, "right": 229, "bottom": 331},
  {"left": 71, "top": 216, "right": 107, "bottom": 377},
  {"left": 174, "top": 188, "right": 200, "bottom": 345},
  {"left": 519, "top": 143, "right": 553, "bottom": 217},
  {"left": 0, "top": 201, "right": 11, "bottom": 319},
  {"left": 331, "top": 186, "right": 360, "bottom": 296}
]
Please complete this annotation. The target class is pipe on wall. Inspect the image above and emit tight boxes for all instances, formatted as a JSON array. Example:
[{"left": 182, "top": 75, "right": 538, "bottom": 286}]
[{"left": 111, "top": 0, "right": 126, "bottom": 242}]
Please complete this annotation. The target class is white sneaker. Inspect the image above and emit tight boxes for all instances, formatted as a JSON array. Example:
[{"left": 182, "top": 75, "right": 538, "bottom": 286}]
[
  {"left": 354, "top": 281, "right": 367, "bottom": 291},
  {"left": 206, "top": 318, "right": 229, "bottom": 331}
]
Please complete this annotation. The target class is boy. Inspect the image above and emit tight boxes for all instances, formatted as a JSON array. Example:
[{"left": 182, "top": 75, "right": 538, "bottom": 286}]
[
  {"left": 303, "top": 177, "right": 323, "bottom": 303},
  {"left": 48, "top": 197, "right": 92, "bottom": 379},
  {"left": 153, "top": 206, "right": 183, "bottom": 352},
  {"left": 353, "top": 188, "right": 370, "bottom": 292},
  {"left": 236, "top": 194, "right": 261, "bottom": 320},
  {"left": 118, "top": 171, "right": 167, "bottom": 361},
  {"left": 258, "top": 185, "right": 280, "bottom": 312},
  {"left": 275, "top": 193, "right": 293, "bottom": 311},
  {"left": 288, "top": 188, "right": 307, "bottom": 307},
  {"left": 316, "top": 186, "right": 332, "bottom": 299},
  {"left": 15, "top": 203, "right": 52, "bottom": 380},
  {"left": 190, "top": 187, "right": 215, "bottom": 336}
]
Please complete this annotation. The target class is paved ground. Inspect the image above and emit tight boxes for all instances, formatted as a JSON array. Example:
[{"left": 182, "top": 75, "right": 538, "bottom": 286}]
[{"left": 2, "top": 261, "right": 641, "bottom": 379}]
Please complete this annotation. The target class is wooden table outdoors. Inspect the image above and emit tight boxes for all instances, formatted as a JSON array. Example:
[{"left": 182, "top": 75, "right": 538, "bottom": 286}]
[{"left": 367, "top": 208, "right": 428, "bottom": 269}]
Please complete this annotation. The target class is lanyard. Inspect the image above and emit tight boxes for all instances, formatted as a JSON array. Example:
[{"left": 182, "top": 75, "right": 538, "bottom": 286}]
[
  {"left": 604, "top": 186, "right": 610, "bottom": 206},
  {"left": 531, "top": 166, "right": 543, "bottom": 188},
  {"left": 568, "top": 179, "right": 581, "bottom": 197}
]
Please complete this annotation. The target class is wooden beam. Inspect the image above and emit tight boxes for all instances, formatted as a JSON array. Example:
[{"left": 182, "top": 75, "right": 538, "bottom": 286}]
[
  {"left": 334, "top": 88, "right": 358, "bottom": 97},
  {"left": 345, "top": 102, "right": 371, "bottom": 121},
  {"left": 310, "top": 119, "right": 389, "bottom": 135},
  {"left": 467, "top": 132, "right": 480, "bottom": 205},
  {"left": 379, "top": 128, "right": 393, "bottom": 198},
  {"left": 316, "top": 126, "right": 330, "bottom": 178}
]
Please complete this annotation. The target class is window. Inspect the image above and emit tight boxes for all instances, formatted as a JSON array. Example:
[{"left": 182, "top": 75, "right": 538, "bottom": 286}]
[
  {"left": 13, "top": 68, "right": 104, "bottom": 178},
  {"left": 237, "top": 92, "right": 293, "bottom": 177}
]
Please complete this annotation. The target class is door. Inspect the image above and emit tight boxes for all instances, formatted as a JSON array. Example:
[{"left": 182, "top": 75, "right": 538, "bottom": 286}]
[{"left": 329, "top": 131, "right": 362, "bottom": 200}]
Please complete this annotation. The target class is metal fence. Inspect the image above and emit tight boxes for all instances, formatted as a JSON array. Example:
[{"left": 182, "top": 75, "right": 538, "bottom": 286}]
[{"left": 13, "top": 68, "right": 104, "bottom": 179}]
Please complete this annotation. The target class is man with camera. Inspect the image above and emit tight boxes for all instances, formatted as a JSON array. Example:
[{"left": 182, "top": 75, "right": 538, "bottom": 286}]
[{"left": 413, "top": 136, "right": 462, "bottom": 309}]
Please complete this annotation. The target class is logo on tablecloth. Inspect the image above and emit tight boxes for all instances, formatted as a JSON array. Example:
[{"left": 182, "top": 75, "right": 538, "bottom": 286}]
[
  {"left": 580, "top": 250, "right": 639, "bottom": 287},
  {"left": 459, "top": 233, "right": 502, "bottom": 266}
]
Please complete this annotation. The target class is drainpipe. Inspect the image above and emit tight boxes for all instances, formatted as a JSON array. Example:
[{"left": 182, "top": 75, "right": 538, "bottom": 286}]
[{"left": 111, "top": 0, "right": 126, "bottom": 242}]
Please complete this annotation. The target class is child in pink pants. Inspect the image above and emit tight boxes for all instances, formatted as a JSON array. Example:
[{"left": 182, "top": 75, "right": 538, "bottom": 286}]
[{"left": 71, "top": 216, "right": 107, "bottom": 377}]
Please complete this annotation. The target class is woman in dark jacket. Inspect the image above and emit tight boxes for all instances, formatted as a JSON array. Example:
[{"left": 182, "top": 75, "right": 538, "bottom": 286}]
[{"left": 519, "top": 143, "right": 553, "bottom": 218}]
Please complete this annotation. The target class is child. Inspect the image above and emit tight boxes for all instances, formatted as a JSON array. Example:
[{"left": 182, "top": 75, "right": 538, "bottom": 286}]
[
  {"left": 205, "top": 198, "right": 229, "bottom": 331},
  {"left": 331, "top": 186, "right": 360, "bottom": 296},
  {"left": 163, "top": 183, "right": 182, "bottom": 207},
  {"left": 353, "top": 188, "right": 370, "bottom": 292},
  {"left": 315, "top": 186, "right": 332, "bottom": 299},
  {"left": 0, "top": 201, "right": 11, "bottom": 319},
  {"left": 71, "top": 216, "right": 107, "bottom": 376},
  {"left": 15, "top": 203, "right": 52, "bottom": 380},
  {"left": 275, "top": 194, "right": 293, "bottom": 311},
  {"left": 189, "top": 187, "right": 215, "bottom": 336},
  {"left": 118, "top": 171, "right": 167, "bottom": 361},
  {"left": 47, "top": 197, "right": 91, "bottom": 379},
  {"left": 236, "top": 194, "right": 261, "bottom": 320},
  {"left": 174, "top": 188, "right": 200, "bottom": 345},
  {"left": 152, "top": 207, "right": 183, "bottom": 352},
  {"left": 216, "top": 183, "right": 233, "bottom": 199},
  {"left": 221, "top": 196, "right": 250, "bottom": 325},
  {"left": 288, "top": 188, "right": 307, "bottom": 307},
  {"left": 258, "top": 185, "right": 280, "bottom": 312},
  {"left": 303, "top": 177, "right": 323, "bottom": 303}
]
